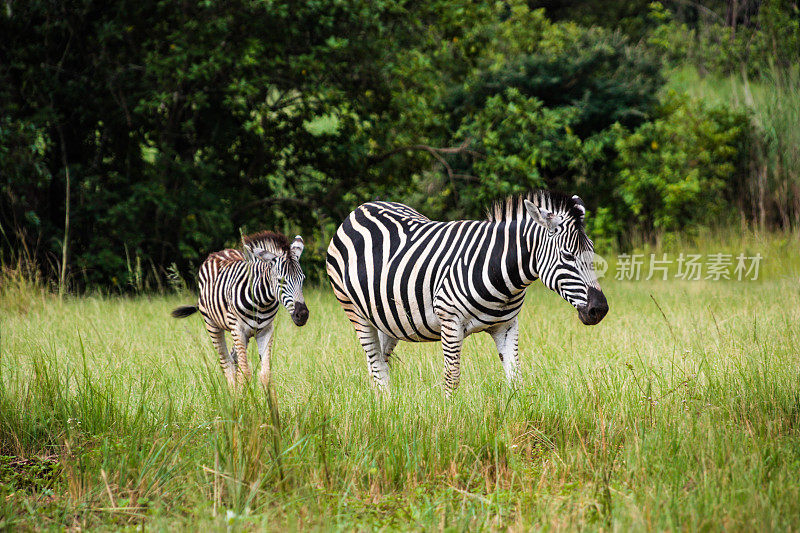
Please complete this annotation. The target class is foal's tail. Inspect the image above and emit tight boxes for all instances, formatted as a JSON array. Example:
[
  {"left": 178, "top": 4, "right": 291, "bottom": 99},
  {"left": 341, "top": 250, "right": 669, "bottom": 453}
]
[{"left": 171, "top": 305, "right": 198, "bottom": 318}]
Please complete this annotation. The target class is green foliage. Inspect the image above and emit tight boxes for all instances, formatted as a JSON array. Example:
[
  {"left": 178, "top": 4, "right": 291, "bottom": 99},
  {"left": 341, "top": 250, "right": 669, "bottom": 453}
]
[
  {"left": 584, "top": 206, "right": 625, "bottom": 253},
  {"left": 453, "top": 90, "right": 580, "bottom": 214},
  {"left": 1, "top": 0, "right": 796, "bottom": 288},
  {"left": 649, "top": 0, "right": 800, "bottom": 77},
  {"left": 0, "top": 455, "right": 58, "bottom": 494},
  {"left": 531, "top": 0, "right": 659, "bottom": 39},
  {"left": 750, "top": 0, "right": 800, "bottom": 72},
  {"left": 615, "top": 93, "right": 752, "bottom": 233},
  {"left": 0, "top": 118, "right": 53, "bottom": 259},
  {"left": 665, "top": 64, "right": 800, "bottom": 228},
  {"left": 646, "top": 2, "right": 693, "bottom": 64},
  {"left": 0, "top": 0, "right": 463, "bottom": 287},
  {"left": 426, "top": 6, "right": 757, "bottom": 248},
  {"left": 434, "top": 14, "right": 662, "bottom": 222},
  {"left": 448, "top": 17, "right": 663, "bottom": 137}
]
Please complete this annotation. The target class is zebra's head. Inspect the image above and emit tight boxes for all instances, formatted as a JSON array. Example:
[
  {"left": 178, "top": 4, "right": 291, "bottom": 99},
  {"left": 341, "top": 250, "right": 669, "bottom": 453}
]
[
  {"left": 242, "top": 232, "right": 309, "bottom": 326},
  {"left": 523, "top": 192, "right": 608, "bottom": 326}
]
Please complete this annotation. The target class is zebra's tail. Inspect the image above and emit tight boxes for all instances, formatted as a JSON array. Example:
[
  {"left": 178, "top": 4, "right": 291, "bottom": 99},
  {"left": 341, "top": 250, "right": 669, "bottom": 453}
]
[{"left": 171, "top": 305, "right": 198, "bottom": 318}]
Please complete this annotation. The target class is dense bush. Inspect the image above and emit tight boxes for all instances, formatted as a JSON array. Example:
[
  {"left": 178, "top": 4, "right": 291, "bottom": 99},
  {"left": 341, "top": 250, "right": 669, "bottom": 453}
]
[
  {"left": 0, "top": 119, "right": 53, "bottom": 257},
  {"left": 0, "top": 0, "right": 790, "bottom": 288},
  {"left": 614, "top": 93, "right": 752, "bottom": 235},
  {"left": 648, "top": 0, "right": 800, "bottom": 77},
  {"left": 419, "top": 6, "right": 753, "bottom": 248},
  {"left": 0, "top": 0, "right": 466, "bottom": 286},
  {"left": 648, "top": 1, "right": 800, "bottom": 228},
  {"left": 429, "top": 13, "right": 663, "bottom": 220}
]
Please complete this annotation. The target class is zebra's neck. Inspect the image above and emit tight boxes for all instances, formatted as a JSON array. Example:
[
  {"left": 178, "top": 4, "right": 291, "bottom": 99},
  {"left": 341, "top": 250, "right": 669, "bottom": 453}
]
[
  {"left": 511, "top": 220, "right": 540, "bottom": 288},
  {"left": 473, "top": 220, "right": 539, "bottom": 295},
  {"left": 243, "top": 262, "right": 277, "bottom": 309}
]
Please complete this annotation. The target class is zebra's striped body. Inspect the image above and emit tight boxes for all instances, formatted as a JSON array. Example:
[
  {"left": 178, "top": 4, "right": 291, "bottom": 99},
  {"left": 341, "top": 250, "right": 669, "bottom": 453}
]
[
  {"left": 197, "top": 249, "right": 281, "bottom": 334},
  {"left": 172, "top": 232, "right": 308, "bottom": 386},
  {"left": 326, "top": 191, "right": 608, "bottom": 395}
]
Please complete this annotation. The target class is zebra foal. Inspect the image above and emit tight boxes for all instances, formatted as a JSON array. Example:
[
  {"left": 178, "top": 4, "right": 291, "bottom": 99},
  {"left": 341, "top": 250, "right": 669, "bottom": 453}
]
[
  {"left": 326, "top": 190, "right": 608, "bottom": 396},
  {"left": 172, "top": 231, "right": 309, "bottom": 387}
]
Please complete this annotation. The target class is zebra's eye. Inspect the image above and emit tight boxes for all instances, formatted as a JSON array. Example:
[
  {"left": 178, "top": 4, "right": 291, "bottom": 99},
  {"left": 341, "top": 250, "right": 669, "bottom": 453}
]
[{"left": 562, "top": 252, "right": 575, "bottom": 261}]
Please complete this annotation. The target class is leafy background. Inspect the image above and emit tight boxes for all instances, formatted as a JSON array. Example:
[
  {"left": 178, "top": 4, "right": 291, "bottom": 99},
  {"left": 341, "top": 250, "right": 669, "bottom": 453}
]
[{"left": 1, "top": 0, "right": 798, "bottom": 288}]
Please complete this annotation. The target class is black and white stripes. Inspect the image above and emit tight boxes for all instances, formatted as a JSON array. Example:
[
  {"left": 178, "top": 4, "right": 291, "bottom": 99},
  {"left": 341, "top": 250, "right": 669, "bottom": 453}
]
[
  {"left": 326, "top": 190, "right": 608, "bottom": 395},
  {"left": 172, "top": 231, "right": 308, "bottom": 386}
]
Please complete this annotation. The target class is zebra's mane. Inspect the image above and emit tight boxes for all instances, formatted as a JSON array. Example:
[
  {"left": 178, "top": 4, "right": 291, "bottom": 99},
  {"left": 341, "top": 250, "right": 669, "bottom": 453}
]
[
  {"left": 241, "top": 230, "right": 292, "bottom": 256},
  {"left": 486, "top": 190, "right": 585, "bottom": 224}
]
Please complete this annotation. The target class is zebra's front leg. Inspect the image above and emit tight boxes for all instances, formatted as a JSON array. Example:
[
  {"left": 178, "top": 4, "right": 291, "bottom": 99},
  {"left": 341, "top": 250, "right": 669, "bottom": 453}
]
[
  {"left": 489, "top": 318, "right": 520, "bottom": 385},
  {"left": 353, "top": 317, "right": 390, "bottom": 392},
  {"left": 255, "top": 323, "right": 275, "bottom": 389},
  {"left": 439, "top": 318, "right": 465, "bottom": 397},
  {"left": 230, "top": 327, "right": 252, "bottom": 384},
  {"left": 378, "top": 331, "right": 399, "bottom": 365}
]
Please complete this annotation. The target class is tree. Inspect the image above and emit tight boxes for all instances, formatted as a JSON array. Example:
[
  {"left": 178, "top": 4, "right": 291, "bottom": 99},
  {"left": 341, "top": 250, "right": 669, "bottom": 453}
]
[{"left": 0, "top": 0, "right": 476, "bottom": 286}]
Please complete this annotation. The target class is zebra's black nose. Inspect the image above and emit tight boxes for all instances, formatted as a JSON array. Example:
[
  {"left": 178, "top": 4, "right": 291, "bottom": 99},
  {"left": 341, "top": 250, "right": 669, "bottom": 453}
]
[
  {"left": 292, "top": 302, "right": 309, "bottom": 326},
  {"left": 578, "top": 287, "right": 608, "bottom": 325}
]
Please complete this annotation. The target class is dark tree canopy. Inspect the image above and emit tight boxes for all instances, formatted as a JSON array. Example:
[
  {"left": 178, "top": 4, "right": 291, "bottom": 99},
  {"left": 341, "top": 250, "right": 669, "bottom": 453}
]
[{"left": 1, "top": 0, "right": 796, "bottom": 290}]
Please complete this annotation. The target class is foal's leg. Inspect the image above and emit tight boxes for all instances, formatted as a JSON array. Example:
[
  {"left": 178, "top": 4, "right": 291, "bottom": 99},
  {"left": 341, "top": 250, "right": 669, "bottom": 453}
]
[
  {"left": 230, "top": 325, "right": 252, "bottom": 384},
  {"left": 255, "top": 322, "right": 275, "bottom": 388}
]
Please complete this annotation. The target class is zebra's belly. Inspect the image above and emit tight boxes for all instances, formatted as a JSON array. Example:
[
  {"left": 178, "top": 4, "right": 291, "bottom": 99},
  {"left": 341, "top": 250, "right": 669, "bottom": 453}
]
[
  {"left": 462, "top": 307, "right": 522, "bottom": 336},
  {"left": 362, "top": 286, "right": 442, "bottom": 342},
  {"left": 363, "top": 285, "right": 524, "bottom": 342},
  {"left": 368, "top": 303, "right": 521, "bottom": 342},
  {"left": 236, "top": 313, "right": 277, "bottom": 336}
]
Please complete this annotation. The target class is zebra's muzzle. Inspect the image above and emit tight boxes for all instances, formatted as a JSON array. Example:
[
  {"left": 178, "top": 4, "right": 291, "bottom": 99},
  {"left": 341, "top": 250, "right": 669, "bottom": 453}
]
[
  {"left": 578, "top": 287, "right": 608, "bottom": 325},
  {"left": 292, "top": 302, "right": 309, "bottom": 326}
]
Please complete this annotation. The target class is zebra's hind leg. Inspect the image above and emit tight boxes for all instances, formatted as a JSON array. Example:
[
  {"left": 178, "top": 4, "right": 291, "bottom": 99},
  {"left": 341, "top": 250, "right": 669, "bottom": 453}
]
[
  {"left": 489, "top": 318, "right": 520, "bottom": 385},
  {"left": 329, "top": 284, "right": 390, "bottom": 392},
  {"left": 205, "top": 323, "right": 237, "bottom": 387},
  {"left": 352, "top": 317, "right": 390, "bottom": 392}
]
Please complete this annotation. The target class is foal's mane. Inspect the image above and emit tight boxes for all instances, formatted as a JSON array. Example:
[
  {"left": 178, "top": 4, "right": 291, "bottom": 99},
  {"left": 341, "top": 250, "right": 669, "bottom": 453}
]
[{"left": 241, "top": 231, "right": 292, "bottom": 255}]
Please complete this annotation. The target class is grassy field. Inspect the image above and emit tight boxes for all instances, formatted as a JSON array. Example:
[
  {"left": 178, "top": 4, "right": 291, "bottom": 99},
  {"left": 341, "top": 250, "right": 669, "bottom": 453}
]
[{"left": 2, "top": 233, "right": 800, "bottom": 531}]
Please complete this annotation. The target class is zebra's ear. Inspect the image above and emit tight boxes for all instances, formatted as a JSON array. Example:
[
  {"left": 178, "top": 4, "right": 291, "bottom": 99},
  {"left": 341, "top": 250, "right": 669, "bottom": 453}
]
[
  {"left": 572, "top": 195, "right": 586, "bottom": 219},
  {"left": 524, "top": 199, "right": 561, "bottom": 231},
  {"left": 256, "top": 249, "right": 277, "bottom": 262},
  {"left": 291, "top": 235, "right": 304, "bottom": 258},
  {"left": 243, "top": 243, "right": 277, "bottom": 263}
]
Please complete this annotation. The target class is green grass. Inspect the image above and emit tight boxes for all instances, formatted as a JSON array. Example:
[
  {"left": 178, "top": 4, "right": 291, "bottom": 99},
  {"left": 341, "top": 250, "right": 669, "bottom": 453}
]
[{"left": 2, "top": 232, "right": 800, "bottom": 530}]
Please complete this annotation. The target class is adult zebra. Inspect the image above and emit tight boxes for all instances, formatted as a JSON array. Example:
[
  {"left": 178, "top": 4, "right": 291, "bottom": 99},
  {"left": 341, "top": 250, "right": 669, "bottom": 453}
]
[
  {"left": 326, "top": 191, "right": 608, "bottom": 395},
  {"left": 172, "top": 231, "right": 309, "bottom": 386}
]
